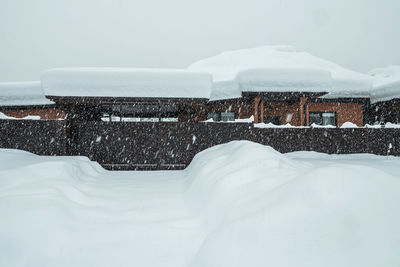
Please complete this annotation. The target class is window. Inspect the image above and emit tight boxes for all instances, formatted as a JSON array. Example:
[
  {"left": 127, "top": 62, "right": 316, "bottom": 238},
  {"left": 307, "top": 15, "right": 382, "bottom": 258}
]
[
  {"left": 207, "top": 111, "right": 235, "bottom": 122},
  {"left": 100, "top": 104, "right": 179, "bottom": 122},
  {"left": 263, "top": 116, "right": 281, "bottom": 125},
  {"left": 309, "top": 112, "right": 336, "bottom": 126},
  {"left": 207, "top": 112, "right": 220, "bottom": 121},
  {"left": 220, "top": 112, "right": 235, "bottom": 122}
]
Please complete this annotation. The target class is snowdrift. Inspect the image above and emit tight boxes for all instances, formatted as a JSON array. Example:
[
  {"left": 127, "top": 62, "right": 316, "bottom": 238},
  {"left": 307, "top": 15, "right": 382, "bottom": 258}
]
[{"left": 1, "top": 142, "right": 400, "bottom": 267}]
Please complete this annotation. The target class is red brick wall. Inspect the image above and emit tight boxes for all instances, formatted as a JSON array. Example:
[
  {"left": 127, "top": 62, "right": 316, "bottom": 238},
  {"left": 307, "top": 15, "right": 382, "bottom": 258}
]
[
  {"left": 307, "top": 102, "right": 364, "bottom": 127},
  {"left": 205, "top": 98, "right": 364, "bottom": 127},
  {"left": 1, "top": 108, "right": 66, "bottom": 120}
]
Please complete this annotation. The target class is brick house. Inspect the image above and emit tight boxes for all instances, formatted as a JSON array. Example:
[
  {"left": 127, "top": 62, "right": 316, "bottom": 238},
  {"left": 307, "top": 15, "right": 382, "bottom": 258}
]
[{"left": 0, "top": 81, "right": 65, "bottom": 120}]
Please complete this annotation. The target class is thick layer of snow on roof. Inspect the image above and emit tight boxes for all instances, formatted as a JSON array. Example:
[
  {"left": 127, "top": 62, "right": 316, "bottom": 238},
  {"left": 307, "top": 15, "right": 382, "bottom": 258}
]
[
  {"left": 0, "top": 81, "right": 54, "bottom": 106},
  {"left": 369, "top": 65, "right": 400, "bottom": 87},
  {"left": 188, "top": 45, "right": 372, "bottom": 100},
  {"left": 369, "top": 66, "right": 400, "bottom": 103},
  {"left": 237, "top": 68, "right": 332, "bottom": 92},
  {"left": 41, "top": 68, "right": 212, "bottom": 99}
]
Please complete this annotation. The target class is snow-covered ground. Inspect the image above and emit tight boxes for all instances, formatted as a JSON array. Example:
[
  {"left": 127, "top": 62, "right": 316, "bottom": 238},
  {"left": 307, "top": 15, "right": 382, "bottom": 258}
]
[{"left": 0, "top": 141, "right": 399, "bottom": 267}]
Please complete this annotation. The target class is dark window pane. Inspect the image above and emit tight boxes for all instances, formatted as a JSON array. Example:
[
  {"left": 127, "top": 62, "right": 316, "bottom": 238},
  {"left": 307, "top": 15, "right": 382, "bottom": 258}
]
[
  {"left": 309, "top": 112, "right": 322, "bottom": 125},
  {"left": 221, "top": 112, "right": 235, "bottom": 121},
  {"left": 264, "top": 116, "right": 281, "bottom": 125},
  {"left": 322, "top": 112, "right": 336, "bottom": 126},
  {"left": 207, "top": 112, "right": 220, "bottom": 121}
]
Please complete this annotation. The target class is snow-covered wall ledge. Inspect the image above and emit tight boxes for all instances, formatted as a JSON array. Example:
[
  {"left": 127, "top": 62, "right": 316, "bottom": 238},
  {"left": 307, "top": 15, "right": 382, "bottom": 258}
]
[{"left": 254, "top": 121, "right": 400, "bottom": 128}]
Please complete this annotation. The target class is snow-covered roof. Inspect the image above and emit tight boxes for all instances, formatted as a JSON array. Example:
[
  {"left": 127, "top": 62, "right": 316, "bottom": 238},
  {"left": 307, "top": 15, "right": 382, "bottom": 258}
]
[
  {"left": 188, "top": 45, "right": 373, "bottom": 101},
  {"left": 41, "top": 68, "right": 212, "bottom": 99},
  {"left": 237, "top": 68, "right": 332, "bottom": 93},
  {"left": 0, "top": 81, "right": 54, "bottom": 107},
  {"left": 369, "top": 66, "right": 400, "bottom": 103}
]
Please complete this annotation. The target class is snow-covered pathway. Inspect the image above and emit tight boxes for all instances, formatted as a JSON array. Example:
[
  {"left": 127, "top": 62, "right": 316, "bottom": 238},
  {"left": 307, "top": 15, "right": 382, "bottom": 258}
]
[{"left": 1, "top": 141, "right": 400, "bottom": 267}]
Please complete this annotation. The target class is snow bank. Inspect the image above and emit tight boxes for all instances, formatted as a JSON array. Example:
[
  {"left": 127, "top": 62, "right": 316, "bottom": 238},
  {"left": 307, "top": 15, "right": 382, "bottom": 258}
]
[
  {"left": 41, "top": 68, "right": 212, "bottom": 99},
  {"left": 341, "top": 121, "right": 359, "bottom": 128},
  {"left": 190, "top": 163, "right": 400, "bottom": 267},
  {"left": 0, "top": 81, "right": 54, "bottom": 106},
  {"left": 1, "top": 141, "right": 400, "bottom": 267},
  {"left": 254, "top": 122, "right": 297, "bottom": 128},
  {"left": 188, "top": 45, "right": 372, "bottom": 99}
]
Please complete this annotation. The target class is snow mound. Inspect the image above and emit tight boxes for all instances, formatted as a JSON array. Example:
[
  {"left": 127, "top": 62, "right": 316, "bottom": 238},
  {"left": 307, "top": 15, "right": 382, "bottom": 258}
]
[
  {"left": 41, "top": 68, "right": 212, "bottom": 99},
  {"left": 0, "top": 81, "right": 54, "bottom": 106},
  {"left": 188, "top": 45, "right": 372, "bottom": 100},
  {"left": 185, "top": 141, "right": 298, "bottom": 213},
  {"left": 341, "top": 121, "right": 359, "bottom": 128},
  {"left": 190, "top": 164, "right": 400, "bottom": 267}
]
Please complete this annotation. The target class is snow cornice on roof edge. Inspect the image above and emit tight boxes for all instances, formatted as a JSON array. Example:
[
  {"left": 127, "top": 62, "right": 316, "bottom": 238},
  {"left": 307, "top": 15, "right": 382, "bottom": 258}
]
[
  {"left": 41, "top": 68, "right": 213, "bottom": 99},
  {"left": 0, "top": 81, "right": 54, "bottom": 106}
]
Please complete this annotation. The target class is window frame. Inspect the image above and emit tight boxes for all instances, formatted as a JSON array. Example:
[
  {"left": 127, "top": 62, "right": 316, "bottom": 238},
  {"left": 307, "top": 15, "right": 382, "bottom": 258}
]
[{"left": 309, "top": 112, "right": 337, "bottom": 126}]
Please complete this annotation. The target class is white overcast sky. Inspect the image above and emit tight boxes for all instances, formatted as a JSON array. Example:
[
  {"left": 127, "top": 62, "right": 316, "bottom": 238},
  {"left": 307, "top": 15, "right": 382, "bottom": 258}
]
[{"left": 0, "top": 0, "right": 399, "bottom": 81}]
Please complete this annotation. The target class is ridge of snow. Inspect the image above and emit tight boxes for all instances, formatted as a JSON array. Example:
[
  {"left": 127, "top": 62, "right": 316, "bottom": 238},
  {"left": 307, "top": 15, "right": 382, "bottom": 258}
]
[
  {"left": 41, "top": 68, "right": 213, "bottom": 99},
  {"left": 0, "top": 81, "right": 54, "bottom": 106}
]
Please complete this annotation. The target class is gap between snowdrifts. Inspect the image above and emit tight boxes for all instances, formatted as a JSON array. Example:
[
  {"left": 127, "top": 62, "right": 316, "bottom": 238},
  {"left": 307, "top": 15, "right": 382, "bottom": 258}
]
[{"left": 0, "top": 141, "right": 399, "bottom": 267}]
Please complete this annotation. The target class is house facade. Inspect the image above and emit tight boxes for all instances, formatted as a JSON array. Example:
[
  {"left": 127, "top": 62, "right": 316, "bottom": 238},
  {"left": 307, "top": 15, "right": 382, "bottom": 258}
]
[{"left": 204, "top": 93, "right": 365, "bottom": 127}]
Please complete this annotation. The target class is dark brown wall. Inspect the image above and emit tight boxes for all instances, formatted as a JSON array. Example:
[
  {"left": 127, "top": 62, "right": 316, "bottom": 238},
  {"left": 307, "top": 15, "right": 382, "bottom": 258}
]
[{"left": 1, "top": 120, "right": 399, "bottom": 170}]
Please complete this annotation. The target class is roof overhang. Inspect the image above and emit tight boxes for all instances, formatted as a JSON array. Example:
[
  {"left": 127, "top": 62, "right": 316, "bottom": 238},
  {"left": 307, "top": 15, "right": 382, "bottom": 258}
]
[
  {"left": 46, "top": 96, "right": 209, "bottom": 105},
  {"left": 242, "top": 91, "right": 327, "bottom": 101}
]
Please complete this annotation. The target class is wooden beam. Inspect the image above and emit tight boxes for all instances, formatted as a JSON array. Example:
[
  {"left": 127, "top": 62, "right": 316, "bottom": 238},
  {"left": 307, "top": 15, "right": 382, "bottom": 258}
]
[
  {"left": 305, "top": 102, "right": 310, "bottom": 126},
  {"left": 260, "top": 98, "right": 264, "bottom": 123},
  {"left": 299, "top": 97, "right": 308, "bottom": 126},
  {"left": 254, "top": 96, "right": 260, "bottom": 123}
]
